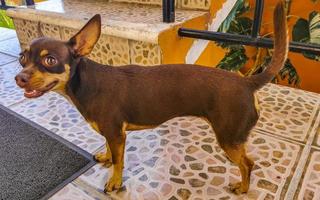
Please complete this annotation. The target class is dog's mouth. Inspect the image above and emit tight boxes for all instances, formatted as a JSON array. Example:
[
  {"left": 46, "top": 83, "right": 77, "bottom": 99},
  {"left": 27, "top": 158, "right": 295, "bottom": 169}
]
[{"left": 24, "top": 80, "right": 59, "bottom": 98}]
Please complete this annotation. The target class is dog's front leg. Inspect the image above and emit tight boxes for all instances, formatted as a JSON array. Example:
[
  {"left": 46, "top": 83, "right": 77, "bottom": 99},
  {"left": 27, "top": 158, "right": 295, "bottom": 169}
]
[
  {"left": 103, "top": 123, "right": 127, "bottom": 193},
  {"left": 94, "top": 141, "right": 113, "bottom": 168}
]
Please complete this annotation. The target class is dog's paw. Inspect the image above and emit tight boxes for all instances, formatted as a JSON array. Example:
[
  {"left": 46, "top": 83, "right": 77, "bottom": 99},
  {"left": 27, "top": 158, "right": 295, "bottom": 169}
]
[
  {"left": 94, "top": 152, "right": 107, "bottom": 162},
  {"left": 104, "top": 175, "right": 123, "bottom": 193},
  {"left": 104, "top": 160, "right": 113, "bottom": 168},
  {"left": 94, "top": 153, "right": 112, "bottom": 167},
  {"left": 229, "top": 182, "right": 248, "bottom": 195}
]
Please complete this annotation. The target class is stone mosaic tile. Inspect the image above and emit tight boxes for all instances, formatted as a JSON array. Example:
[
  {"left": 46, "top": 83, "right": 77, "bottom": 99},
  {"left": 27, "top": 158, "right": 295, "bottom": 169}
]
[
  {"left": 88, "top": 35, "right": 130, "bottom": 66},
  {"left": 0, "top": 37, "right": 21, "bottom": 57},
  {"left": 55, "top": 26, "right": 159, "bottom": 67},
  {"left": 0, "top": 27, "right": 17, "bottom": 42},
  {"left": 7, "top": 0, "right": 206, "bottom": 45},
  {"left": 111, "top": 0, "right": 211, "bottom": 10},
  {"left": 9, "top": 92, "right": 105, "bottom": 154},
  {"left": 61, "top": 27, "right": 130, "bottom": 66},
  {"left": 50, "top": 183, "right": 95, "bottom": 200},
  {"left": 40, "top": 23, "right": 62, "bottom": 40},
  {"left": 112, "top": 0, "right": 162, "bottom": 6},
  {"left": 0, "top": 61, "right": 25, "bottom": 107},
  {"left": 312, "top": 119, "right": 320, "bottom": 148},
  {"left": 255, "top": 83, "right": 320, "bottom": 143},
  {"left": 0, "top": 53, "right": 16, "bottom": 66},
  {"left": 45, "top": 1, "right": 205, "bottom": 25},
  {"left": 315, "top": 128, "right": 320, "bottom": 147},
  {"left": 60, "top": 27, "right": 77, "bottom": 41},
  {"left": 13, "top": 18, "right": 40, "bottom": 44},
  {"left": 295, "top": 149, "right": 320, "bottom": 200},
  {"left": 129, "top": 40, "right": 161, "bottom": 66},
  {"left": 20, "top": 43, "right": 30, "bottom": 51},
  {"left": 78, "top": 117, "right": 302, "bottom": 200}
]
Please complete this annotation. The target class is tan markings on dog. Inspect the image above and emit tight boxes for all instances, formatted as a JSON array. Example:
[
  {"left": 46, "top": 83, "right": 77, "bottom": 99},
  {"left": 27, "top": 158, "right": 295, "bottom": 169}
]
[
  {"left": 122, "top": 122, "right": 128, "bottom": 134},
  {"left": 221, "top": 144, "right": 254, "bottom": 194},
  {"left": 105, "top": 121, "right": 127, "bottom": 192},
  {"left": 40, "top": 49, "right": 49, "bottom": 57},
  {"left": 253, "top": 93, "right": 260, "bottom": 116},
  {"left": 28, "top": 64, "right": 71, "bottom": 93},
  {"left": 89, "top": 121, "right": 100, "bottom": 132},
  {"left": 28, "top": 71, "right": 45, "bottom": 88},
  {"left": 125, "top": 123, "right": 157, "bottom": 131},
  {"left": 94, "top": 142, "right": 113, "bottom": 167},
  {"left": 24, "top": 46, "right": 30, "bottom": 51}
]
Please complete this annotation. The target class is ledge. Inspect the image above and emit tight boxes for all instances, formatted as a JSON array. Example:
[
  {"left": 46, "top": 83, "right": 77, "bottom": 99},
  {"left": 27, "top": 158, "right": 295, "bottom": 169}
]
[{"left": 6, "top": 0, "right": 207, "bottom": 44}]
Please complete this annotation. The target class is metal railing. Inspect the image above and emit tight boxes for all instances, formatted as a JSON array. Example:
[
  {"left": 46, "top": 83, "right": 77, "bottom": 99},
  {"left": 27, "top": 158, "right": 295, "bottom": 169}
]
[
  {"left": 162, "top": 0, "right": 175, "bottom": 23},
  {"left": 177, "top": 0, "right": 320, "bottom": 55},
  {"left": 0, "top": 0, "right": 34, "bottom": 9}
]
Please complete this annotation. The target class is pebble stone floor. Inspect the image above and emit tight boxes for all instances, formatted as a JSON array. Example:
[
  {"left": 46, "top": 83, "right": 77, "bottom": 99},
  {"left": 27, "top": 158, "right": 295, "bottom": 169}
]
[{"left": 0, "top": 27, "right": 320, "bottom": 200}]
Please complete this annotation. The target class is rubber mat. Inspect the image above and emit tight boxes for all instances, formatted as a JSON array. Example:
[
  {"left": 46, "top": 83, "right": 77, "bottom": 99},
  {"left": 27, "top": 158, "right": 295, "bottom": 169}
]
[{"left": 0, "top": 104, "right": 95, "bottom": 200}]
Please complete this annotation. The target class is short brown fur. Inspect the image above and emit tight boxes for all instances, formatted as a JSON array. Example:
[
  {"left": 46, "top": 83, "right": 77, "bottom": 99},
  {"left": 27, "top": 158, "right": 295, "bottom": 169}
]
[{"left": 14, "top": 2, "right": 288, "bottom": 194}]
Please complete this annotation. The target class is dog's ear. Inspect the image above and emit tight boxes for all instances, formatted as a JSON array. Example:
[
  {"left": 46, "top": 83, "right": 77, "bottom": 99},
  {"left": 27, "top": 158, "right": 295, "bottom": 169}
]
[{"left": 68, "top": 14, "right": 101, "bottom": 57}]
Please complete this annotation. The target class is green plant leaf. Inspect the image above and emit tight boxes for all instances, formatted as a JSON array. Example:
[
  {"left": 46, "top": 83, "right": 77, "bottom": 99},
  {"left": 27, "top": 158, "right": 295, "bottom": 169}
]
[
  {"left": 257, "top": 56, "right": 300, "bottom": 86},
  {"left": 0, "top": 10, "right": 15, "bottom": 29},
  {"left": 217, "top": 47, "right": 248, "bottom": 71},
  {"left": 292, "top": 18, "right": 310, "bottom": 43},
  {"left": 270, "top": 59, "right": 301, "bottom": 86},
  {"left": 218, "top": 0, "right": 247, "bottom": 33},
  {"left": 309, "top": 11, "right": 320, "bottom": 44},
  {"left": 279, "top": 59, "right": 301, "bottom": 86},
  {"left": 292, "top": 11, "right": 320, "bottom": 61},
  {"left": 228, "top": 17, "right": 252, "bottom": 35},
  {"left": 216, "top": 0, "right": 252, "bottom": 49}
]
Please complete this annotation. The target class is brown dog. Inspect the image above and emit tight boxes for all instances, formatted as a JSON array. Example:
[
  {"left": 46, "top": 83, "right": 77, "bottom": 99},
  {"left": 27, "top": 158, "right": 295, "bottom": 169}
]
[{"left": 14, "top": 1, "right": 288, "bottom": 194}]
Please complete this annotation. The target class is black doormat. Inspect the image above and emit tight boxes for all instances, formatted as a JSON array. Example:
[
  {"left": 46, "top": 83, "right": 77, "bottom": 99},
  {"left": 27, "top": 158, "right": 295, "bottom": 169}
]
[{"left": 0, "top": 104, "right": 95, "bottom": 200}]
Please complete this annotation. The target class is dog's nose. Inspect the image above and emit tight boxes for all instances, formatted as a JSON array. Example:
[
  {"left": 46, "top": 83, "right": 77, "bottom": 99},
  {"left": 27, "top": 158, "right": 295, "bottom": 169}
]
[{"left": 15, "top": 73, "right": 29, "bottom": 88}]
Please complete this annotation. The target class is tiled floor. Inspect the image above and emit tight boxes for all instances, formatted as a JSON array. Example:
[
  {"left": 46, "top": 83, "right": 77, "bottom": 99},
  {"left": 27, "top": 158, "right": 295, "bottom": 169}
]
[{"left": 0, "top": 28, "right": 320, "bottom": 200}]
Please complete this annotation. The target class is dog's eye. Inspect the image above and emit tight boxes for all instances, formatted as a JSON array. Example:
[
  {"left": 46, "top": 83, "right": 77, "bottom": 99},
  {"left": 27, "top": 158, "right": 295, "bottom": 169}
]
[
  {"left": 19, "top": 54, "right": 26, "bottom": 65},
  {"left": 43, "top": 56, "right": 57, "bottom": 67}
]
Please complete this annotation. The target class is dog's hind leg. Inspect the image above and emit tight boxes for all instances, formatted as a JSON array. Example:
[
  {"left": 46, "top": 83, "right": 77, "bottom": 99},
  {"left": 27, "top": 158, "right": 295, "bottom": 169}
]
[
  {"left": 206, "top": 96, "right": 258, "bottom": 194},
  {"left": 221, "top": 143, "right": 254, "bottom": 194}
]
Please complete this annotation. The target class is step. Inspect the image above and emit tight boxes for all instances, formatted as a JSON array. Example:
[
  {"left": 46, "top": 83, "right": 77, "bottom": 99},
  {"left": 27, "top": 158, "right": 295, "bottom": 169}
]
[
  {"left": 112, "top": 0, "right": 212, "bottom": 10},
  {"left": 6, "top": 0, "right": 208, "bottom": 66}
]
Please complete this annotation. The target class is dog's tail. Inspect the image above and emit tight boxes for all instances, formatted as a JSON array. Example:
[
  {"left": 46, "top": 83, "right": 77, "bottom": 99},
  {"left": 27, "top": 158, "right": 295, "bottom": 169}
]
[{"left": 246, "top": 1, "right": 288, "bottom": 90}]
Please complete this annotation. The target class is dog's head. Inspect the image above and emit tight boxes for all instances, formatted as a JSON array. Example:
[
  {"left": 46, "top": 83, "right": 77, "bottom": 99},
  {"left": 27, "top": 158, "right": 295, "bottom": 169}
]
[{"left": 15, "top": 14, "right": 101, "bottom": 98}]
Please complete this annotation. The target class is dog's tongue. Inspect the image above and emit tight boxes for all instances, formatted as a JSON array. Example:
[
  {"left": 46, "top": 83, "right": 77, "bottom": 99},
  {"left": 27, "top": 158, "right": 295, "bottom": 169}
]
[{"left": 24, "top": 90, "right": 44, "bottom": 98}]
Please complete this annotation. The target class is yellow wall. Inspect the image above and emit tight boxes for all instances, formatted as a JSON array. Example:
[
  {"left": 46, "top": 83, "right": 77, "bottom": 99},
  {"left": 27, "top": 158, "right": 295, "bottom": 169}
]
[
  {"left": 160, "top": 0, "right": 320, "bottom": 93},
  {"left": 159, "top": 14, "right": 209, "bottom": 64},
  {"left": 159, "top": 0, "right": 227, "bottom": 66},
  {"left": 246, "top": 0, "right": 320, "bottom": 93}
]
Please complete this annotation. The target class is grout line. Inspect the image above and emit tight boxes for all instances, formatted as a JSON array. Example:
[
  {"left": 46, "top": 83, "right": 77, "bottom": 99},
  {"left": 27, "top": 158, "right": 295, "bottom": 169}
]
[
  {"left": 0, "top": 49, "right": 19, "bottom": 58},
  {"left": 0, "top": 57, "right": 18, "bottom": 67},
  {"left": 285, "top": 103, "right": 320, "bottom": 200},
  {"left": 6, "top": 98, "right": 28, "bottom": 109},
  {"left": 254, "top": 128, "right": 307, "bottom": 146},
  {"left": 254, "top": 129, "right": 306, "bottom": 146},
  {"left": 91, "top": 143, "right": 106, "bottom": 155},
  {"left": 72, "top": 179, "right": 113, "bottom": 200},
  {"left": 0, "top": 35, "right": 16, "bottom": 43},
  {"left": 0, "top": 59, "right": 18, "bottom": 67},
  {"left": 0, "top": 50, "right": 19, "bottom": 58}
]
